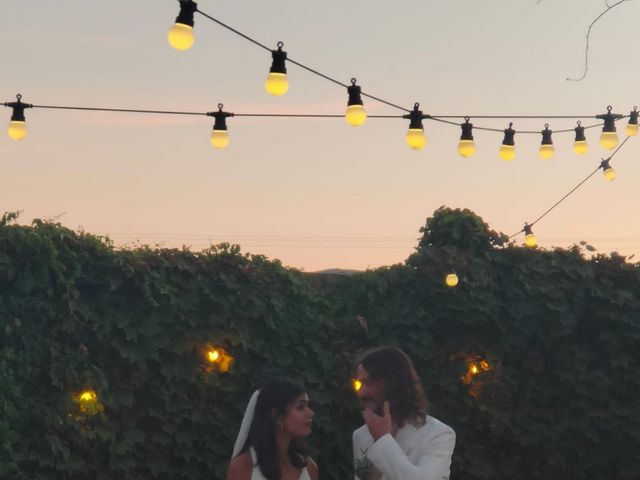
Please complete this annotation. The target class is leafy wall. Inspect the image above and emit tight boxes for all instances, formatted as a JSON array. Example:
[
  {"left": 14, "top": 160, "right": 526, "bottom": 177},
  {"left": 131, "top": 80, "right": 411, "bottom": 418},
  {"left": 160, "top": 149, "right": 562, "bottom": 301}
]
[{"left": 1, "top": 208, "right": 638, "bottom": 480}]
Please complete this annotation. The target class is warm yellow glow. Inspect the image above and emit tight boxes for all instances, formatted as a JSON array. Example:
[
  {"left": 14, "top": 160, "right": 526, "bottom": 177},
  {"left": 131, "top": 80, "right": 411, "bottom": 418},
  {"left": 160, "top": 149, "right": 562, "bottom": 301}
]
[
  {"left": 626, "top": 123, "right": 639, "bottom": 137},
  {"left": 525, "top": 233, "right": 537, "bottom": 248},
  {"left": 599, "top": 131, "right": 619, "bottom": 150},
  {"left": 470, "top": 364, "right": 479, "bottom": 375},
  {"left": 573, "top": 140, "right": 588, "bottom": 155},
  {"left": 265, "top": 72, "right": 289, "bottom": 96},
  {"left": 352, "top": 379, "right": 362, "bottom": 392},
  {"left": 8, "top": 121, "right": 27, "bottom": 141},
  {"left": 210, "top": 130, "right": 230, "bottom": 149},
  {"left": 457, "top": 140, "right": 475, "bottom": 157},
  {"left": 604, "top": 167, "right": 616, "bottom": 181},
  {"left": 480, "top": 360, "right": 490, "bottom": 371},
  {"left": 406, "top": 128, "right": 426, "bottom": 150},
  {"left": 538, "top": 144, "right": 555, "bottom": 160},
  {"left": 499, "top": 144, "right": 515, "bottom": 161},
  {"left": 79, "top": 391, "right": 97, "bottom": 403},
  {"left": 207, "top": 350, "right": 220, "bottom": 362},
  {"left": 445, "top": 273, "right": 459, "bottom": 287},
  {"left": 167, "top": 23, "right": 194, "bottom": 51},
  {"left": 345, "top": 104, "right": 367, "bottom": 126}
]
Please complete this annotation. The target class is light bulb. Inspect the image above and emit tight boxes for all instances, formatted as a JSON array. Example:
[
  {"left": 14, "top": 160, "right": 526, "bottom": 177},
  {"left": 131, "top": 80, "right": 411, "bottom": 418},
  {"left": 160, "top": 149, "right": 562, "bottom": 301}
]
[
  {"left": 207, "top": 350, "right": 220, "bottom": 362},
  {"left": 626, "top": 123, "right": 639, "bottom": 137},
  {"left": 599, "top": 131, "right": 619, "bottom": 150},
  {"left": 168, "top": 23, "right": 194, "bottom": 50},
  {"left": 499, "top": 144, "right": 515, "bottom": 161},
  {"left": 345, "top": 104, "right": 367, "bottom": 126},
  {"left": 603, "top": 167, "right": 616, "bottom": 181},
  {"left": 539, "top": 144, "right": 555, "bottom": 160},
  {"left": 525, "top": 233, "right": 537, "bottom": 248},
  {"left": 265, "top": 72, "right": 288, "bottom": 96},
  {"left": 458, "top": 118, "right": 475, "bottom": 157},
  {"left": 210, "top": 130, "right": 229, "bottom": 149},
  {"left": 573, "top": 140, "right": 588, "bottom": 155},
  {"left": 167, "top": 1, "right": 197, "bottom": 50},
  {"left": 445, "top": 273, "right": 459, "bottom": 287},
  {"left": 458, "top": 140, "right": 475, "bottom": 157},
  {"left": 406, "top": 129, "right": 426, "bottom": 150},
  {"left": 8, "top": 120, "right": 27, "bottom": 141},
  {"left": 352, "top": 379, "right": 362, "bottom": 392}
]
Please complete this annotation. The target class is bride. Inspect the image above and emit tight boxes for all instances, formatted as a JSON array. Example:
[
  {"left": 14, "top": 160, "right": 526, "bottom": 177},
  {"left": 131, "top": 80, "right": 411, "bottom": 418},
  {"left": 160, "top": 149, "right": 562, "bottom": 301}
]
[{"left": 226, "top": 379, "right": 319, "bottom": 480}]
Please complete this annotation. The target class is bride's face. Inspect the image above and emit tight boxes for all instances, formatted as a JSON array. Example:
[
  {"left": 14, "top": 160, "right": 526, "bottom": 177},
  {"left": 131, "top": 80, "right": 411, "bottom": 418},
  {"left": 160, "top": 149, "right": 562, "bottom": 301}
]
[{"left": 280, "top": 393, "right": 315, "bottom": 438}]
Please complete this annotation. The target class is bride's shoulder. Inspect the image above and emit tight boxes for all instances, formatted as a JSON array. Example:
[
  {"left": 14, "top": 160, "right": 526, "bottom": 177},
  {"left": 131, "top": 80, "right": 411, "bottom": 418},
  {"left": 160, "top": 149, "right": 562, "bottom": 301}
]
[
  {"left": 225, "top": 452, "right": 253, "bottom": 480},
  {"left": 305, "top": 456, "right": 319, "bottom": 480}
]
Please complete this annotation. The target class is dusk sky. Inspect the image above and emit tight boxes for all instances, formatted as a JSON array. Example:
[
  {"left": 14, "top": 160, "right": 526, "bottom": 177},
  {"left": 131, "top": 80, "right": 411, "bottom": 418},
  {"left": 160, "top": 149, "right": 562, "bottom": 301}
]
[{"left": 2, "top": 0, "right": 639, "bottom": 271}]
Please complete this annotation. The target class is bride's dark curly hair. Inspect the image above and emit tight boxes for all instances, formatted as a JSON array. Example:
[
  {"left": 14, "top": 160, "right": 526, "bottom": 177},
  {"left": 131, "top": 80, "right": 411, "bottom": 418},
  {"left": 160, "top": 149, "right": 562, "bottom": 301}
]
[
  {"left": 360, "top": 346, "right": 428, "bottom": 427},
  {"left": 242, "top": 379, "right": 308, "bottom": 480}
]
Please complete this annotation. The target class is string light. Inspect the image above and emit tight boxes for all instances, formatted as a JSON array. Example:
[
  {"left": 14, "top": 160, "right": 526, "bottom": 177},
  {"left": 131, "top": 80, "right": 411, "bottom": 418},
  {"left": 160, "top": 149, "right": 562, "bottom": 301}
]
[
  {"left": 499, "top": 123, "right": 516, "bottom": 161},
  {"left": 204, "top": 346, "right": 234, "bottom": 372},
  {"left": 74, "top": 389, "right": 102, "bottom": 415},
  {"left": 596, "top": 106, "right": 623, "bottom": 150},
  {"left": 458, "top": 117, "right": 475, "bottom": 157},
  {"left": 403, "top": 103, "right": 427, "bottom": 150},
  {"left": 207, "top": 103, "right": 233, "bottom": 149},
  {"left": 524, "top": 223, "right": 537, "bottom": 248},
  {"left": 573, "top": 121, "right": 588, "bottom": 155},
  {"left": 345, "top": 78, "right": 366, "bottom": 126},
  {"left": 539, "top": 124, "right": 555, "bottom": 160},
  {"left": 168, "top": 0, "right": 197, "bottom": 51},
  {"left": 601, "top": 158, "right": 616, "bottom": 181},
  {"left": 5, "top": 94, "right": 31, "bottom": 141},
  {"left": 445, "top": 272, "right": 459, "bottom": 287},
  {"left": 626, "top": 107, "right": 638, "bottom": 137},
  {"left": 265, "top": 42, "right": 289, "bottom": 96},
  {"left": 352, "top": 378, "right": 362, "bottom": 392}
]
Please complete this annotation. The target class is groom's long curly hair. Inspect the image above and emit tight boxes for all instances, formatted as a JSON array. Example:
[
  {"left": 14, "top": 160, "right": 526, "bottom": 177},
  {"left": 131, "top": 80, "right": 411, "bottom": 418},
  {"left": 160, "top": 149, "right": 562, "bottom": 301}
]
[
  {"left": 360, "top": 346, "right": 428, "bottom": 427},
  {"left": 242, "top": 379, "right": 308, "bottom": 480}
]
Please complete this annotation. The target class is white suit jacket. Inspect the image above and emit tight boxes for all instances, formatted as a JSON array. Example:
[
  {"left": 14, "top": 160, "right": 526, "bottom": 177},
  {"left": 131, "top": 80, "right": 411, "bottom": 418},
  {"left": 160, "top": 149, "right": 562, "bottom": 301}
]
[{"left": 353, "top": 415, "right": 455, "bottom": 480}]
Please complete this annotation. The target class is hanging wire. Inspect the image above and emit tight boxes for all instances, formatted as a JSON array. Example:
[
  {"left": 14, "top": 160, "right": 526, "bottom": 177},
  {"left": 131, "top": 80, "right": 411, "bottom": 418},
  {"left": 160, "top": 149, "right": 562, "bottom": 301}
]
[{"left": 510, "top": 135, "right": 632, "bottom": 239}]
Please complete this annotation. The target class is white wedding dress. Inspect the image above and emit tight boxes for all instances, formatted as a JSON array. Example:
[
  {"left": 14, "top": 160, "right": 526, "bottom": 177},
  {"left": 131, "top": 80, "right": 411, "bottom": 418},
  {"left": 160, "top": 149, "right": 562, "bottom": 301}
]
[{"left": 249, "top": 448, "right": 311, "bottom": 480}]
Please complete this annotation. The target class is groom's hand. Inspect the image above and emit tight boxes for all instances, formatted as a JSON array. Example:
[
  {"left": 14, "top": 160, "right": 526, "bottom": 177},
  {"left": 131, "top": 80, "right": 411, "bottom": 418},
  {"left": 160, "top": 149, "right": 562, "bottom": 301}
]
[{"left": 363, "top": 401, "right": 392, "bottom": 441}]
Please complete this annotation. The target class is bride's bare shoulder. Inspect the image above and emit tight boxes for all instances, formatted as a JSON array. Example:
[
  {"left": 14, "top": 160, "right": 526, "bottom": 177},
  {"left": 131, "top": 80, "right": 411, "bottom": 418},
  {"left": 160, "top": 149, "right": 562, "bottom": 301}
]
[{"left": 225, "top": 452, "right": 253, "bottom": 480}]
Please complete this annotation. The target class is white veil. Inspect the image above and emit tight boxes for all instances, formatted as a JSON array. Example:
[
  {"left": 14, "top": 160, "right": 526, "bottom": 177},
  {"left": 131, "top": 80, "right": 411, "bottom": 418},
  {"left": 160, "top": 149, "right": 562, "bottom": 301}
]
[{"left": 231, "top": 389, "right": 261, "bottom": 459}]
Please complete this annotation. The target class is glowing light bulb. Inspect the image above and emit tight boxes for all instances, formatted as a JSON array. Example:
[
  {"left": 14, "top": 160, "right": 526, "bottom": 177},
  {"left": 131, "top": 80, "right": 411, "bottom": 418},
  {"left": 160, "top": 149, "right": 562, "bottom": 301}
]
[
  {"left": 210, "top": 130, "right": 229, "bottom": 149},
  {"left": 345, "top": 78, "right": 367, "bottom": 126},
  {"left": 207, "top": 350, "right": 220, "bottom": 362},
  {"left": 596, "top": 106, "right": 622, "bottom": 150},
  {"left": 480, "top": 360, "right": 491, "bottom": 371},
  {"left": 8, "top": 121, "right": 27, "bottom": 141},
  {"left": 470, "top": 364, "right": 479, "bottom": 375},
  {"left": 345, "top": 105, "right": 367, "bottom": 126},
  {"left": 168, "top": 23, "right": 194, "bottom": 50},
  {"left": 208, "top": 104, "right": 233, "bottom": 149},
  {"left": 404, "top": 103, "right": 427, "bottom": 150},
  {"left": 167, "top": 1, "right": 197, "bottom": 51},
  {"left": 445, "top": 273, "right": 459, "bottom": 287},
  {"left": 524, "top": 223, "right": 537, "bottom": 248},
  {"left": 539, "top": 144, "right": 555, "bottom": 159},
  {"left": 500, "top": 123, "right": 516, "bottom": 161},
  {"left": 406, "top": 128, "right": 426, "bottom": 150},
  {"left": 265, "top": 72, "right": 289, "bottom": 96},
  {"left": 6, "top": 94, "right": 31, "bottom": 141},
  {"left": 601, "top": 159, "right": 616, "bottom": 181},
  {"left": 458, "top": 118, "right": 475, "bottom": 157},
  {"left": 265, "top": 42, "right": 288, "bottom": 96},
  {"left": 539, "top": 125, "right": 554, "bottom": 159},
  {"left": 599, "top": 131, "right": 619, "bottom": 150},
  {"left": 573, "top": 141, "right": 588, "bottom": 155},
  {"left": 352, "top": 379, "right": 362, "bottom": 392},
  {"left": 499, "top": 145, "right": 515, "bottom": 161},
  {"left": 604, "top": 167, "right": 616, "bottom": 181}
]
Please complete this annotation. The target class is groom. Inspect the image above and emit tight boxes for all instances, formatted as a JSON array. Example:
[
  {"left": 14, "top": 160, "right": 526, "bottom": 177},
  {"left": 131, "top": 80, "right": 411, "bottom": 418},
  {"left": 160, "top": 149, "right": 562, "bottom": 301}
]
[{"left": 353, "top": 346, "right": 456, "bottom": 480}]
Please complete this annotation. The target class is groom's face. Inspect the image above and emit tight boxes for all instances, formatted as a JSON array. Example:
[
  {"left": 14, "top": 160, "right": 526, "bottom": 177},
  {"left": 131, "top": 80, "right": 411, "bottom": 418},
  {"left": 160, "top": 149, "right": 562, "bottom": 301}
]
[{"left": 356, "top": 364, "right": 386, "bottom": 415}]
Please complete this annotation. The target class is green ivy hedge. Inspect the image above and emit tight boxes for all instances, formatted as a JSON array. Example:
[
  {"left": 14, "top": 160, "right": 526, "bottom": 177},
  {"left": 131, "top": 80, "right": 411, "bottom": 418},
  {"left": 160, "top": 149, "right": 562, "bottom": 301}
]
[{"left": 1, "top": 208, "right": 638, "bottom": 480}]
